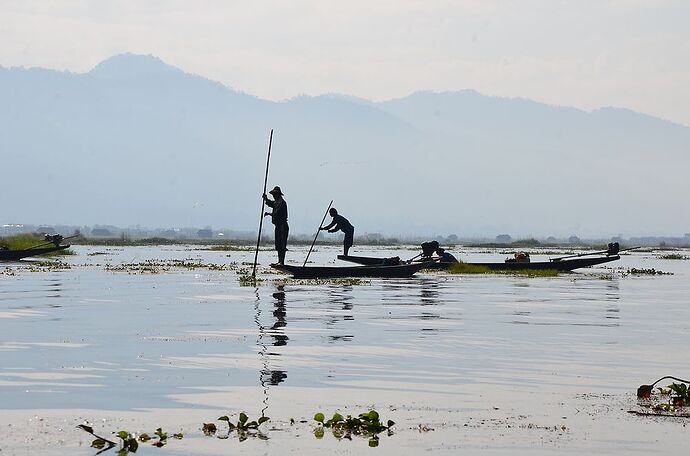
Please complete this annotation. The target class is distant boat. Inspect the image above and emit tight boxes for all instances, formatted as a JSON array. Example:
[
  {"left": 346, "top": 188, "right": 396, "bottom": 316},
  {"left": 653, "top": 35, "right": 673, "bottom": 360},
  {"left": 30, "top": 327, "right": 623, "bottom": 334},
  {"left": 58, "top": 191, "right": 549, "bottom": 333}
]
[
  {"left": 0, "top": 245, "right": 70, "bottom": 261},
  {"left": 337, "top": 254, "right": 621, "bottom": 271},
  {"left": 270, "top": 261, "right": 434, "bottom": 279}
]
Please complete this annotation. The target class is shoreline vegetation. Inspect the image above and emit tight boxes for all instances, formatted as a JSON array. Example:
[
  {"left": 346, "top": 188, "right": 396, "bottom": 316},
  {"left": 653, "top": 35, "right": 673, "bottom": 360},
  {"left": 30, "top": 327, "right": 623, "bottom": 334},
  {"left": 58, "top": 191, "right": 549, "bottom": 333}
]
[
  {"left": 63, "top": 235, "right": 659, "bottom": 251},
  {"left": 3, "top": 233, "right": 686, "bottom": 265}
]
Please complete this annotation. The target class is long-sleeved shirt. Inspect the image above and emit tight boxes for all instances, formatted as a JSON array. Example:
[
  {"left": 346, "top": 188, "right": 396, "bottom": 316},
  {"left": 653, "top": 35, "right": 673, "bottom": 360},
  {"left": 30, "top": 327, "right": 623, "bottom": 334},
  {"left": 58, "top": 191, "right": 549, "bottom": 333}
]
[
  {"left": 323, "top": 214, "right": 353, "bottom": 234},
  {"left": 266, "top": 198, "right": 288, "bottom": 225}
]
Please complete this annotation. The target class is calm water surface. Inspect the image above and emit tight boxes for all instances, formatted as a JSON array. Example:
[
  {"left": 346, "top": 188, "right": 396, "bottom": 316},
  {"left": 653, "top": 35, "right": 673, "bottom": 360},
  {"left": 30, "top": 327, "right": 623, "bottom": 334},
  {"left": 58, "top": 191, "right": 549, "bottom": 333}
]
[{"left": 1, "top": 245, "right": 688, "bottom": 455}]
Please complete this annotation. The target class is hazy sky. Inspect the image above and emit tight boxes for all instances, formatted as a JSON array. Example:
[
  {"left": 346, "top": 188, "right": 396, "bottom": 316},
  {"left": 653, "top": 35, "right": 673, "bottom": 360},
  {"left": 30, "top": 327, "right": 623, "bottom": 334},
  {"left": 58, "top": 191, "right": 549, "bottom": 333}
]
[{"left": 2, "top": 0, "right": 690, "bottom": 125}]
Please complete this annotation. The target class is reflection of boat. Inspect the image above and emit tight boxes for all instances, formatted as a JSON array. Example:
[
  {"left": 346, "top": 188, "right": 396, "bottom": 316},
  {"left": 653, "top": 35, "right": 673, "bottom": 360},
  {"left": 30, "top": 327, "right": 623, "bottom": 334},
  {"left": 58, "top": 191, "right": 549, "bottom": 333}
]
[
  {"left": 270, "top": 261, "right": 434, "bottom": 279},
  {"left": 337, "top": 254, "right": 620, "bottom": 271},
  {"left": 0, "top": 245, "right": 70, "bottom": 261}
]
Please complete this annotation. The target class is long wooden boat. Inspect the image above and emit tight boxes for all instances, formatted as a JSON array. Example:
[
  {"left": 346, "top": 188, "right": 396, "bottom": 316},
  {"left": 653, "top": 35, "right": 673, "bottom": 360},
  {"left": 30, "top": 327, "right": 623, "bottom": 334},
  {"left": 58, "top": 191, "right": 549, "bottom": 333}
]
[
  {"left": 337, "top": 254, "right": 620, "bottom": 271},
  {"left": 0, "top": 245, "right": 70, "bottom": 261},
  {"left": 270, "top": 261, "right": 434, "bottom": 279}
]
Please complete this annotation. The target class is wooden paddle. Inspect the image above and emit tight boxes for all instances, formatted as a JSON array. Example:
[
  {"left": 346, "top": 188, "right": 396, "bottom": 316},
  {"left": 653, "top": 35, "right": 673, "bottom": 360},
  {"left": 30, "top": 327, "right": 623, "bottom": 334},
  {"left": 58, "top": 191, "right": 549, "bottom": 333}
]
[
  {"left": 303, "top": 200, "right": 333, "bottom": 267},
  {"left": 252, "top": 129, "right": 274, "bottom": 278}
]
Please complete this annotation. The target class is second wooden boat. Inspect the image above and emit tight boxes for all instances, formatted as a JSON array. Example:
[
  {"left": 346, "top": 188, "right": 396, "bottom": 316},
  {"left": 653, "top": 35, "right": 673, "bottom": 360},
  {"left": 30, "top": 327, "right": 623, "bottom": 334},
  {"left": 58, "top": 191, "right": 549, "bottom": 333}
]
[
  {"left": 0, "top": 245, "right": 70, "bottom": 261},
  {"left": 270, "top": 261, "right": 434, "bottom": 279},
  {"left": 337, "top": 254, "right": 620, "bottom": 271}
]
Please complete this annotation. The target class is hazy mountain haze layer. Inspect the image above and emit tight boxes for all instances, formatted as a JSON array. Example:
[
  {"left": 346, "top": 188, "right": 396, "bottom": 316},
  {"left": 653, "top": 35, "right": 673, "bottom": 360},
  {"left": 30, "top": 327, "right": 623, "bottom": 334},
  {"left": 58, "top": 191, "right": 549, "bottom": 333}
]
[{"left": 2, "top": 54, "right": 688, "bottom": 238}]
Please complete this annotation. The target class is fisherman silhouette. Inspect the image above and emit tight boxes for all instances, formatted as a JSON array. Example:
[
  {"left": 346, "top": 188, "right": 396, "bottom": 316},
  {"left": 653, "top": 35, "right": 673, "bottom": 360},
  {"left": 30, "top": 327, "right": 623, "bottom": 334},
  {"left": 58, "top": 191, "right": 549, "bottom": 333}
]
[
  {"left": 263, "top": 186, "right": 289, "bottom": 265},
  {"left": 435, "top": 247, "right": 459, "bottom": 263},
  {"left": 320, "top": 208, "right": 355, "bottom": 256}
]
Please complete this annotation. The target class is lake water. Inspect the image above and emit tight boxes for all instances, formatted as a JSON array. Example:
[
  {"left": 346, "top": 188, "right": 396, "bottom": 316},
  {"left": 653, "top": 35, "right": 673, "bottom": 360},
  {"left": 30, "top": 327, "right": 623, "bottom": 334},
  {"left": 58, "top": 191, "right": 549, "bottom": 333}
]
[{"left": 1, "top": 244, "right": 688, "bottom": 455}]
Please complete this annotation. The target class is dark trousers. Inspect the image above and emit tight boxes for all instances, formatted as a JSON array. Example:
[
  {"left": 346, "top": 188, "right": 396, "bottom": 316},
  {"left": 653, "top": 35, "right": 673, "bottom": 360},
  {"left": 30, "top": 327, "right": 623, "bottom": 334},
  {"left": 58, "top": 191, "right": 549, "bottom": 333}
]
[
  {"left": 343, "top": 229, "right": 354, "bottom": 255},
  {"left": 274, "top": 222, "right": 289, "bottom": 264}
]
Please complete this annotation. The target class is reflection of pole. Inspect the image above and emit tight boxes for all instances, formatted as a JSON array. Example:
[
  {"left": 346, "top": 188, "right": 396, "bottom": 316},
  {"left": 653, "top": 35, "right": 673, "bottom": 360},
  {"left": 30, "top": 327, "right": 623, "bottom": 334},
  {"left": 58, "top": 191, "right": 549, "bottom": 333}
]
[{"left": 254, "top": 288, "right": 270, "bottom": 417}]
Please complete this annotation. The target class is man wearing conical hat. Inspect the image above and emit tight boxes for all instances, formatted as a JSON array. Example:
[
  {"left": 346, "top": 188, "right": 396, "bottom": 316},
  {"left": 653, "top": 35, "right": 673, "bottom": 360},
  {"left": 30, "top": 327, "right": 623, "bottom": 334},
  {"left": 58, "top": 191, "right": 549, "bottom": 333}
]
[{"left": 263, "top": 186, "right": 289, "bottom": 265}]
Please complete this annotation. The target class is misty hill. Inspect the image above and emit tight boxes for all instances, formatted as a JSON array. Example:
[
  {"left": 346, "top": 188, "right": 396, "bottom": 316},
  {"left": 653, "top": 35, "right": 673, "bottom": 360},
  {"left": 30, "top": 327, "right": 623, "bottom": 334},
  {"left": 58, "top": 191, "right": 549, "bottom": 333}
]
[{"left": 1, "top": 53, "right": 689, "bottom": 238}]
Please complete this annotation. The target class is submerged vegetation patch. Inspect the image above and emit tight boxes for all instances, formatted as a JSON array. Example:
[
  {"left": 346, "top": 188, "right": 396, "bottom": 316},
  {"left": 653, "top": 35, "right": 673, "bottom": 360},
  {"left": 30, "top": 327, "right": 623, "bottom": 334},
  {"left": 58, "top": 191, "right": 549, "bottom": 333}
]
[
  {"left": 623, "top": 267, "right": 673, "bottom": 276},
  {"left": 105, "top": 259, "right": 237, "bottom": 274},
  {"left": 659, "top": 253, "right": 688, "bottom": 260},
  {"left": 446, "top": 262, "right": 559, "bottom": 277},
  {"left": 633, "top": 376, "right": 690, "bottom": 417}
]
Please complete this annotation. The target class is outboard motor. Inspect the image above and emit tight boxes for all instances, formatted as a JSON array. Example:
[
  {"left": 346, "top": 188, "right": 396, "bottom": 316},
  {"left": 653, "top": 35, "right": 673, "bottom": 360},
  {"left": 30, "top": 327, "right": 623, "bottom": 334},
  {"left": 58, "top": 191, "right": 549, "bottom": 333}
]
[{"left": 421, "top": 241, "right": 440, "bottom": 258}]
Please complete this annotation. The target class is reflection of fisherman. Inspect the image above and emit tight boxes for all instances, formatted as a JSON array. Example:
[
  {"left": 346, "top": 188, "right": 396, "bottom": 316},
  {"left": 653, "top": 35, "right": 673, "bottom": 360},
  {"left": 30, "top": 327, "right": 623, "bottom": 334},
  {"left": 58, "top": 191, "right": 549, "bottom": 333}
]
[
  {"left": 263, "top": 186, "right": 289, "bottom": 265},
  {"left": 320, "top": 208, "right": 355, "bottom": 256},
  {"left": 436, "top": 247, "right": 459, "bottom": 263}
]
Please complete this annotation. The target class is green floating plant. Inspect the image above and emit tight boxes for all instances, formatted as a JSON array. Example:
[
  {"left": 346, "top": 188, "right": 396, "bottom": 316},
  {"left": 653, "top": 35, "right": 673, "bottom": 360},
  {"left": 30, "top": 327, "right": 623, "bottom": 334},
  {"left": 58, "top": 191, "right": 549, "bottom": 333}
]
[
  {"left": 77, "top": 424, "right": 181, "bottom": 454},
  {"left": 239, "top": 275, "right": 264, "bottom": 286},
  {"left": 314, "top": 410, "right": 395, "bottom": 446},
  {"left": 114, "top": 431, "right": 139, "bottom": 453},
  {"left": 668, "top": 382, "right": 690, "bottom": 406},
  {"left": 214, "top": 412, "right": 270, "bottom": 441}
]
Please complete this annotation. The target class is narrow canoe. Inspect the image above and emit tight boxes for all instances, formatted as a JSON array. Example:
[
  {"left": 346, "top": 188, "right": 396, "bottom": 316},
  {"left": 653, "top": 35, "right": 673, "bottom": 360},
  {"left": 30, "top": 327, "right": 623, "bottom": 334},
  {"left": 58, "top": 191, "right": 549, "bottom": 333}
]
[
  {"left": 270, "top": 261, "right": 434, "bottom": 279},
  {"left": 0, "top": 245, "right": 70, "bottom": 261},
  {"left": 337, "top": 254, "right": 620, "bottom": 271}
]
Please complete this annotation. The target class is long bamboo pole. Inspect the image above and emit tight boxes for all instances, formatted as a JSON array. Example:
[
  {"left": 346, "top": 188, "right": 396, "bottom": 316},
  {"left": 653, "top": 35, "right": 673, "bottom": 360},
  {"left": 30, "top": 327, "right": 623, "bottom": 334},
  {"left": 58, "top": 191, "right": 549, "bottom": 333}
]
[
  {"left": 252, "top": 129, "right": 274, "bottom": 278},
  {"left": 303, "top": 200, "right": 333, "bottom": 267}
]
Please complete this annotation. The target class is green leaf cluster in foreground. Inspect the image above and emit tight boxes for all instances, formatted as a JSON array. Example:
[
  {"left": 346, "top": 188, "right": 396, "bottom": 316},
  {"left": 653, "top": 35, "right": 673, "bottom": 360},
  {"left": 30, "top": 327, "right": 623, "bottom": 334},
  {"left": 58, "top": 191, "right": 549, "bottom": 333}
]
[
  {"left": 314, "top": 410, "right": 394, "bottom": 447},
  {"left": 203, "top": 412, "right": 270, "bottom": 441}
]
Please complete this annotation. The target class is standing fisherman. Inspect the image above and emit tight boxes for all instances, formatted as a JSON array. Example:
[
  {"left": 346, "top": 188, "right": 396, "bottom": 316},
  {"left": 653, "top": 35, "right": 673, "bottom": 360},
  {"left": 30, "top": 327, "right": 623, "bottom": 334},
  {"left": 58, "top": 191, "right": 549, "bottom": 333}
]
[
  {"left": 320, "top": 208, "right": 355, "bottom": 256},
  {"left": 263, "top": 186, "right": 289, "bottom": 265}
]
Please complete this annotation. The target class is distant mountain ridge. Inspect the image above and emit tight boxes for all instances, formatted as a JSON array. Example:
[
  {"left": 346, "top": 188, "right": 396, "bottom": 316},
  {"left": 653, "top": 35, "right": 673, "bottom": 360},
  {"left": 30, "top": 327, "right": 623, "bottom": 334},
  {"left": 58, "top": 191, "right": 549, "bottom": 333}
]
[{"left": 1, "top": 53, "right": 688, "bottom": 237}]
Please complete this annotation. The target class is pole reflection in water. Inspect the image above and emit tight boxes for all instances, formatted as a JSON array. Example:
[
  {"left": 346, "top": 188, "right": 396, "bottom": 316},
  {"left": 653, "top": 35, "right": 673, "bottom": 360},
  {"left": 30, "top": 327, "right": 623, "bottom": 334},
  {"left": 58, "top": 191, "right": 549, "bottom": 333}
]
[{"left": 255, "top": 285, "right": 289, "bottom": 417}]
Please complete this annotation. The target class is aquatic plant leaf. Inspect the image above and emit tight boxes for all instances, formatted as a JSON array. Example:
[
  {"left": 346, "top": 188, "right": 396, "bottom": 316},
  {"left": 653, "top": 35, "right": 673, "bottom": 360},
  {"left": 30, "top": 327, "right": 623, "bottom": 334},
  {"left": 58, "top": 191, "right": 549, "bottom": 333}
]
[
  {"left": 314, "top": 412, "right": 325, "bottom": 423},
  {"left": 332, "top": 412, "right": 344, "bottom": 423},
  {"left": 124, "top": 437, "right": 138, "bottom": 452},
  {"left": 239, "top": 412, "right": 248, "bottom": 424},
  {"left": 202, "top": 423, "right": 217, "bottom": 435},
  {"left": 116, "top": 431, "right": 129, "bottom": 440},
  {"left": 314, "top": 427, "right": 325, "bottom": 439},
  {"left": 138, "top": 433, "right": 151, "bottom": 442},
  {"left": 91, "top": 438, "right": 106, "bottom": 449},
  {"left": 258, "top": 416, "right": 270, "bottom": 425},
  {"left": 218, "top": 416, "right": 230, "bottom": 422},
  {"left": 637, "top": 384, "right": 653, "bottom": 398},
  {"left": 154, "top": 427, "right": 167, "bottom": 440},
  {"left": 367, "top": 410, "right": 379, "bottom": 422},
  {"left": 369, "top": 436, "right": 380, "bottom": 447}
]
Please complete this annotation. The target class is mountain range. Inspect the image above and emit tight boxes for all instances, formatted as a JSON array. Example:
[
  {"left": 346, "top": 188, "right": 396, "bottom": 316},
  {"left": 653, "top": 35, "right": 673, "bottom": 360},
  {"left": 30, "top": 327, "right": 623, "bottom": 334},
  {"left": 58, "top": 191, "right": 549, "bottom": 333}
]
[{"left": 2, "top": 53, "right": 688, "bottom": 238}]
